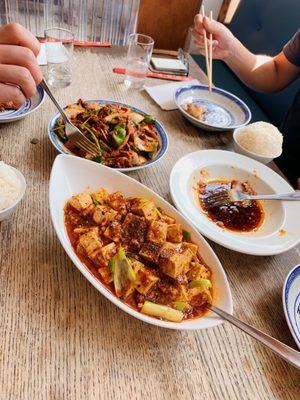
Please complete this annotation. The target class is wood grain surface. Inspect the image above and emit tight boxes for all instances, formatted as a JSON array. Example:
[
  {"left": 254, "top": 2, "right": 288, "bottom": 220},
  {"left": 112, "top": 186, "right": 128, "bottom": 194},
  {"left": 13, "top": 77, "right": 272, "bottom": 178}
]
[{"left": 0, "top": 47, "right": 299, "bottom": 400}]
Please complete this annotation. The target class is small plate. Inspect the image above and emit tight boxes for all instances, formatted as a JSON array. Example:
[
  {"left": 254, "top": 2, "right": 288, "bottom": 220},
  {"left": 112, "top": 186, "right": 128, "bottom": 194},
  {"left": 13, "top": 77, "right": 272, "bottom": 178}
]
[
  {"left": 0, "top": 85, "right": 45, "bottom": 123},
  {"left": 48, "top": 99, "right": 169, "bottom": 172},
  {"left": 170, "top": 150, "right": 300, "bottom": 256},
  {"left": 49, "top": 154, "right": 233, "bottom": 330},
  {"left": 174, "top": 85, "right": 251, "bottom": 131},
  {"left": 283, "top": 264, "right": 300, "bottom": 349}
]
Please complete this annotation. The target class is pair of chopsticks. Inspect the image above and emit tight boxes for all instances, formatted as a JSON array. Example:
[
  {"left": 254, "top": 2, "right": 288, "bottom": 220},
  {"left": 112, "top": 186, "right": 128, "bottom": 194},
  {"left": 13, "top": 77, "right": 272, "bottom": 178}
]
[{"left": 201, "top": 6, "right": 213, "bottom": 92}]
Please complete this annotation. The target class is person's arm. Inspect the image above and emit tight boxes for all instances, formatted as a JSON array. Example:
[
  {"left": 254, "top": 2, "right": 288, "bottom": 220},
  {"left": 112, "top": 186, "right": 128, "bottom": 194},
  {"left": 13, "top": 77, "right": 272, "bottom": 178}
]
[
  {"left": 0, "top": 23, "right": 42, "bottom": 107},
  {"left": 193, "top": 15, "right": 300, "bottom": 93}
]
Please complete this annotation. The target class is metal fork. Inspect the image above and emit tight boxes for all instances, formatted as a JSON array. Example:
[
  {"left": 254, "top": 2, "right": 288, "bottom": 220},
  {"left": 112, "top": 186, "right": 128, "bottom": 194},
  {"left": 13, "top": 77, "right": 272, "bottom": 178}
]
[
  {"left": 202, "top": 187, "right": 300, "bottom": 209},
  {"left": 207, "top": 304, "right": 300, "bottom": 369},
  {"left": 40, "top": 79, "right": 99, "bottom": 157}
]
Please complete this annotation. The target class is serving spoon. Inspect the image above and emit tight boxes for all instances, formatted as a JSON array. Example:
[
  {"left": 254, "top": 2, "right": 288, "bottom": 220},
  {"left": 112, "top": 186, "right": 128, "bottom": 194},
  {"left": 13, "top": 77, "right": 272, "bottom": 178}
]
[{"left": 207, "top": 304, "right": 300, "bottom": 369}]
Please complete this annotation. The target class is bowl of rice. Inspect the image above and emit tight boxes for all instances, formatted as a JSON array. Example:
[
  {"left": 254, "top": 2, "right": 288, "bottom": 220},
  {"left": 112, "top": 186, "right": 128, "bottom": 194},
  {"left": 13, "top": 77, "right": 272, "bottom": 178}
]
[
  {"left": 233, "top": 121, "right": 283, "bottom": 164},
  {"left": 0, "top": 161, "right": 26, "bottom": 221}
]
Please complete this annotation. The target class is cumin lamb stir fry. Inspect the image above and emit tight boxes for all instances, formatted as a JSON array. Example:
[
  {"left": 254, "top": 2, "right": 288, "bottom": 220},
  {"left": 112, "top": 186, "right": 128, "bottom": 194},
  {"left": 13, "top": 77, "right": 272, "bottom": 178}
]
[
  {"left": 65, "top": 187, "right": 213, "bottom": 322},
  {"left": 54, "top": 99, "right": 161, "bottom": 168}
]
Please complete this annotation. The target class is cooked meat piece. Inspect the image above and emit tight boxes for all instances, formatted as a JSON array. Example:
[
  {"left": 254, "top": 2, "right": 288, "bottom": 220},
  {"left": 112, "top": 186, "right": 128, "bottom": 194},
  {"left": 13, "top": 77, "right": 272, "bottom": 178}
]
[
  {"left": 160, "top": 248, "right": 194, "bottom": 278},
  {"left": 69, "top": 191, "right": 93, "bottom": 212},
  {"left": 147, "top": 220, "right": 168, "bottom": 244},
  {"left": 122, "top": 213, "right": 147, "bottom": 251},
  {"left": 108, "top": 192, "right": 127, "bottom": 215},
  {"left": 131, "top": 259, "right": 159, "bottom": 295},
  {"left": 185, "top": 103, "right": 206, "bottom": 121},
  {"left": 0, "top": 101, "right": 17, "bottom": 111},
  {"left": 166, "top": 224, "right": 183, "bottom": 243},
  {"left": 181, "top": 242, "right": 198, "bottom": 255},
  {"left": 139, "top": 242, "right": 163, "bottom": 264},
  {"left": 93, "top": 205, "right": 118, "bottom": 226},
  {"left": 78, "top": 227, "right": 102, "bottom": 257},
  {"left": 131, "top": 200, "right": 157, "bottom": 221},
  {"left": 159, "top": 242, "right": 181, "bottom": 259},
  {"left": 91, "top": 187, "right": 109, "bottom": 204},
  {"left": 103, "top": 220, "right": 122, "bottom": 242}
]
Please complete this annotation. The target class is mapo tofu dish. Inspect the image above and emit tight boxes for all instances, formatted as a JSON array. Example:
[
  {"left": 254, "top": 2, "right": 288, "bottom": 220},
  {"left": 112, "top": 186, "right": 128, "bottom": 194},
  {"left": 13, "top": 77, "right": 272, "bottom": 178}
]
[
  {"left": 54, "top": 99, "right": 161, "bottom": 169},
  {"left": 64, "top": 187, "right": 213, "bottom": 322}
]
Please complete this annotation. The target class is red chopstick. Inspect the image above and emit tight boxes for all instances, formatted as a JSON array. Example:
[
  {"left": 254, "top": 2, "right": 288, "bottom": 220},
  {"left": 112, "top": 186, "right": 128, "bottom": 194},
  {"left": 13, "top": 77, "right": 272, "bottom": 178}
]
[
  {"left": 113, "top": 67, "right": 193, "bottom": 82},
  {"left": 38, "top": 38, "right": 111, "bottom": 47}
]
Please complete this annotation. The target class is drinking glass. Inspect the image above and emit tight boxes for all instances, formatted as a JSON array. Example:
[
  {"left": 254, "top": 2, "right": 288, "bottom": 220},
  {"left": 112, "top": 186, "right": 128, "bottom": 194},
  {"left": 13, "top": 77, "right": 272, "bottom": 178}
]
[
  {"left": 124, "top": 33, "right": 154, "bottom": 89},
  {"left": 44, "top": 28, "right": 74, "bottom": 88}
]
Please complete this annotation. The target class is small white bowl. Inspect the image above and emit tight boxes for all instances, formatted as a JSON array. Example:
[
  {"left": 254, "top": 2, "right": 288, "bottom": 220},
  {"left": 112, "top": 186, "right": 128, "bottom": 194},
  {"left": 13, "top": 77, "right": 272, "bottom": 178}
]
[
  {"left": 233, "top": 127, "right": 282, "bottom": 165},
  {"left": 0, "top": 166, "right": 26, "bottom": 221}
]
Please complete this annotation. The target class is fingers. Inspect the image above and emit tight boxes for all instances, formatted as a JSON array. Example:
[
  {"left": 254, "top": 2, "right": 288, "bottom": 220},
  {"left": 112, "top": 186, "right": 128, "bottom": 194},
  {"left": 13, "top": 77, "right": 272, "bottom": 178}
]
[
  {"left": 194, "top": 14, "right": 223, "bottom": 36},
  {"left": 0, "top": 64, "right": 36, "bottom": 99},
  {"left": 0, "top": 83, "right": 26, "bottom": 108},
  {"left": 0, "top": 23, "right": 40, "bottom": 56},
  {"left": 0, "top": 45, "right": 42, "bottom": 84}
]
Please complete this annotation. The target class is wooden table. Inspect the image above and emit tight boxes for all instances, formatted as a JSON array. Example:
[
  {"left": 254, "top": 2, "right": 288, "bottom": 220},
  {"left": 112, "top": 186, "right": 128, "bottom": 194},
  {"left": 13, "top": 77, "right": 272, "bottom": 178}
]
[{"left": 0, "top": 47, "right": 299, "bottom": 400}]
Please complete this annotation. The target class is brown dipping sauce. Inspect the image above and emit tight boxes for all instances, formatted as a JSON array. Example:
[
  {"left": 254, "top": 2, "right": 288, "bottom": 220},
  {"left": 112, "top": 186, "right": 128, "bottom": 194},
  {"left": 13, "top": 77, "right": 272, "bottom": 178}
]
[{"left": 198, "top": 180, "right": 264, "bottom": 232}]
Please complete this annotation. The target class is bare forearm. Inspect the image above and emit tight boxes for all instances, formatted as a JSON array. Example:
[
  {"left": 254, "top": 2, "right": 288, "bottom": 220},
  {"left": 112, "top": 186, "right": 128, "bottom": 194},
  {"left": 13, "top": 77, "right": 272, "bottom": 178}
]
[{"left": 223, "top": 37, "right": 279, "bottom": 92}]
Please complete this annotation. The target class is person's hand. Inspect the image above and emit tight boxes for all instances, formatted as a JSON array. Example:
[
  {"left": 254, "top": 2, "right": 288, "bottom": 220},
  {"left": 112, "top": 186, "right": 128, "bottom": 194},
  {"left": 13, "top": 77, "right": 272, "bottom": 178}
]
[
  {"left": 192, "top": 14, "right": 236, "bottom": 61},
  {"left": 0, "top": 23, "right": 43, "bottom": 107}
]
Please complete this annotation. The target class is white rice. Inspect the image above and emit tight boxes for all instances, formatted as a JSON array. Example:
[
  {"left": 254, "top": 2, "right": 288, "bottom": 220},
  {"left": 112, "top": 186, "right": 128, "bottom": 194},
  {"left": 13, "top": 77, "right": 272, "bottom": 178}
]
[
  {"left": 0, "top": 161, "right": 22, "bottom": 211},
  {"left": 236, "top": 121, "right": 283, "bottom": 157}
]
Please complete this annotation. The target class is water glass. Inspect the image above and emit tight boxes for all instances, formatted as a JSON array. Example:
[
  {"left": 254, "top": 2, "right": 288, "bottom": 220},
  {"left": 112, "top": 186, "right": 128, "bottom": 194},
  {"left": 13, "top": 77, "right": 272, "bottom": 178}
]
[
  {"left": 124, "top": 33, "right": 154, "bottom": 89},
  {"left": 45, "top": 28, "right": 74, "bottom": 88}
]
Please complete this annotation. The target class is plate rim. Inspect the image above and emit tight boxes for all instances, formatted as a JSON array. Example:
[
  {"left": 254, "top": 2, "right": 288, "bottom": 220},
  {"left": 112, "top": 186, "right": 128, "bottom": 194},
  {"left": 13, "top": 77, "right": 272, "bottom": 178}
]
[
  {"left": 48, "top": 98, "right": 169, "bottom": 172},
  {"left": 49, "top": 153, "right": 233, "bottom": 330},
  {"left": 169, "top": 149, "right": 299, "bottom": 256},
  {"left": 282, "top": 264, "right": 300, "bottom": 349},
  {"left": 174, "top": 84, "right": 252, "bottom": 130},
  {"left": 0, "top": 85, "right": 45, "bottom": 122}
]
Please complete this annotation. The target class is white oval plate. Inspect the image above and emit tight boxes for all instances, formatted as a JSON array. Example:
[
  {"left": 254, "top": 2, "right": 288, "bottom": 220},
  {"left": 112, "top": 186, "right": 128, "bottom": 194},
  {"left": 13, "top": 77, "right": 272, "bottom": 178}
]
[
  {"left": 283, "top": 264, "right": 300, "bottom": 349},
  {"left": 50, "top": 154, "right": 232, "bottom": 330},
  {"left": 0, "top": 85, "right": 45, "bottom": 123},
  {"left": 174, "top": 85, "right": 251, "bottom": 132},
  {"left": 170, "top": 150, "right": 300, "bottom": 256}
]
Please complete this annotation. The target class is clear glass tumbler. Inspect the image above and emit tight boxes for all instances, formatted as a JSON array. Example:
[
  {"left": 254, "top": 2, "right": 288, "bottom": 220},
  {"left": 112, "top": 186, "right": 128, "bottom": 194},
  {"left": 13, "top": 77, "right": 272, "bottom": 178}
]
[
  {"left": 124, "top": 33, "right": 154, "bottom": 89},
  {"left": 44, "top": 28, "right": 74, "bottom": 88}
]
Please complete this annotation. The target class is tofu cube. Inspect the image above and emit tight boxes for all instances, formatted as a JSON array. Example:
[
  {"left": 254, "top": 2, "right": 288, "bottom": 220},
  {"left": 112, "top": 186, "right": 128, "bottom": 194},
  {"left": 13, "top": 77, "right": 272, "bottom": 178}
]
[
  {"left": 131, "top": 259, "right": 159, "bottom": 295},
  {"left": 160, "top": 214, "right": 176, "bottom": 225},
  {"left": 108, "top": 192, "right": 127, "bottom": 214},
  {"left": 139, "top": 242, "right": 162, "bottom": 264},
  {"left": 182, "top": 242, "right": 198, "bottom": 256},
  {"left": 91, "top": 188, "right": 109, "bottom": 204},
  {"left": 93, "top": 205, "right": 117, "bottom": 226},
  {"left": 166, "top": 224, "right": 183, "bottom": 243},
  {"left": 122, "top": 213, "right": 147, "bottom": 251},
  {"left": 159, "top": 242, "right": 181, "bottom": 259},
  {"left": 79, "top": 228, "right": 102, "bottom": 256},
  {"left": 103, "top": 220, "right": 121, "bottom": 242},
  {"left": 187, "top": 262, "right": 211, "bottom": 281},
  {"left": 160, "top": 248, "right": 194, "bottom": 278},
  {"left": 69, "top": 191, "right": 92, "bottom": 212},
  {"left": 131, "top": 200, "right": 157, "bottom": 221},
  {"left": 93, "top": 242, "right": 117, "bottom": 266},
  {"left": 147, "top": 220, "right": 168, "bottom": 243},
  {"left": 98, "top": 266, "right": 113, "bottom": 284}
]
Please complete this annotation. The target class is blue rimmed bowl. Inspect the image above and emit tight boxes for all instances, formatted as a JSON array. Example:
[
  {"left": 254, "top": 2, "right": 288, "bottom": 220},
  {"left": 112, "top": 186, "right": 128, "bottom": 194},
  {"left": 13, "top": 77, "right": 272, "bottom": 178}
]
[
  {"left": 48, "top": 99, "right": 169, "bottom": 172},
  {"left": 174, "top": 84, "right": 251, "bottom": 132},
  {"left": 0, "top": 85, "right": 45, "bottom": 123},
  {"left": 283, "top": 264, "right": 300, "bottom": 349}
]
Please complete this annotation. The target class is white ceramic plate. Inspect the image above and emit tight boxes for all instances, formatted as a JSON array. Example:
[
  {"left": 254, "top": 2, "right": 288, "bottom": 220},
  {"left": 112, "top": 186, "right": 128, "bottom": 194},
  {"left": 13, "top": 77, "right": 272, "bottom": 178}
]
[
  {"left": 170, "top": 150, "right": 300, "bottom": 256},
  {"left": 0, "top": 85, "right": 45, "bottom": 123},
  {"left": 174, "top": 85, "right": 251, "bottom": 132},
  {"left": 50, "top": 154, "right": 233, "bottom": 330},
  {"left": 283, "top": 264, "right": 300, "bottom": 349}
]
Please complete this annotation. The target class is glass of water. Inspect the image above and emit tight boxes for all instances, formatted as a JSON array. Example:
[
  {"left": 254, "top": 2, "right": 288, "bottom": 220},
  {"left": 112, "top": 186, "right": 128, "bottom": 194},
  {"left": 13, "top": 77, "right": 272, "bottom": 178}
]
[
  {"left": 124, "top": 33, "right": 154, "bottom": 90},
  {"left": 44, "top": 28, "right": 74, "bottom": 88}
]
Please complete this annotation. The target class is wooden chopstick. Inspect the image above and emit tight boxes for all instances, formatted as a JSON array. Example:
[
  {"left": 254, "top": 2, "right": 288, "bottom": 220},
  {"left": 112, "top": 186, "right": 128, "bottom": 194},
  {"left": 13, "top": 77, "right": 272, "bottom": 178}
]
[
  {"left": 201, "top": 5, "right": 211, "bottom": 91},
  {"left": 209, "top": 10, "right": 213, "bottom": 92}
]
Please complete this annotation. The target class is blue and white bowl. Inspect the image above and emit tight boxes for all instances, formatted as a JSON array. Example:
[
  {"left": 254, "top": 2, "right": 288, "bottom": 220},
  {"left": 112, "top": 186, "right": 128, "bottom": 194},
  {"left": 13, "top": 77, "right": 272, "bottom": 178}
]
[
  {"left": 283, "top": 264, "right": 300, "bottom": 349},
  {"left": 48, "top": 99, "right": 169, "bottom": 172},
  {"left": 0, "top": 85, "right": 45, "bottom": 123},
  {"left": 175, "top": 84, "right": 251, "bottom": 132}
]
